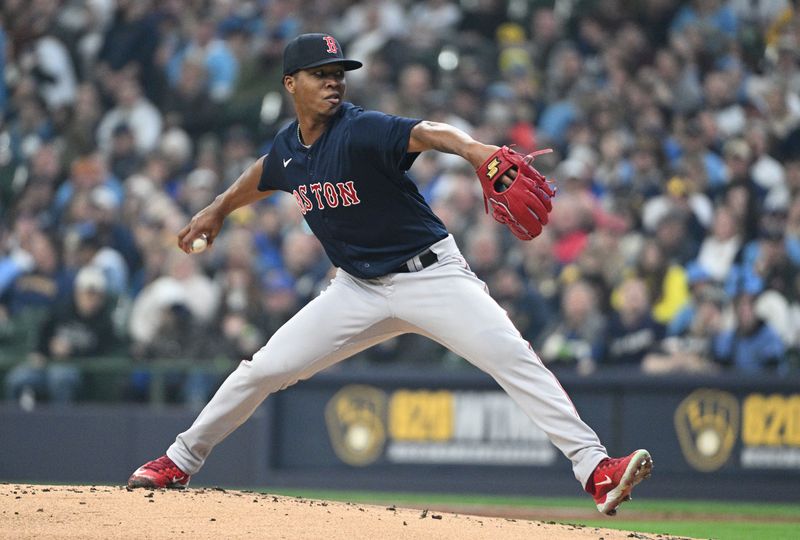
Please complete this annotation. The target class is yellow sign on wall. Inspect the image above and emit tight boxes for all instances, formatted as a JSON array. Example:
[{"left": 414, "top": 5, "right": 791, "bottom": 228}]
[
  {"left": 389, "top": 390, "right": 454, "bottom": 441},
  {"left": 741, "top": 393, "right": 800, "bottom": 468},
  {"left": 325, "top": 386, "right": 555, "bottom": 467},
  {"left": 675, "top": 390, "right": 800, "bottom": 471}
]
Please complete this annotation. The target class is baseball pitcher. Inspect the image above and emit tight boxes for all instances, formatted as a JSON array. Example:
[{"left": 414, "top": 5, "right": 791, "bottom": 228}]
[{"left": 127, "top": 34, "right": 652, "bottom": 516}]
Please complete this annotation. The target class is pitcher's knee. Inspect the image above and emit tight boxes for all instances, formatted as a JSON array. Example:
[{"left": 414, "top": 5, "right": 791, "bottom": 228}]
[
  {"left": 476, "top": 337, "right": 542, "bottom": 372},
  {"left": 241, "top": 352, "right": 304, "bottom": 392}
]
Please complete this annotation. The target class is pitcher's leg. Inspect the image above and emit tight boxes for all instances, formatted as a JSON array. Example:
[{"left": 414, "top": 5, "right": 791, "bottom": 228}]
[
  {"left": 167, "top": 275, "right": 408, "bottom": 474},
  {"left": 394, "top": 261, "right": 607, "bottom": 487}
]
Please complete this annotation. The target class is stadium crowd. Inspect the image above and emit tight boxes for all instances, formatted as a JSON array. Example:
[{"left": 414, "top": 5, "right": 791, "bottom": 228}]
[{"left": 1, "top": 0, "right": 799, "bottom": 405}]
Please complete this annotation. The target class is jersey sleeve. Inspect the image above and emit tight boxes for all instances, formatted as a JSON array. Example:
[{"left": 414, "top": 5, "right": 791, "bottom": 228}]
[
  {"left": 351, "top": 110, "right": 422, "bottom": 174},
  {"left": 258, "top": 152, "right": 278, "bottom": 192}
]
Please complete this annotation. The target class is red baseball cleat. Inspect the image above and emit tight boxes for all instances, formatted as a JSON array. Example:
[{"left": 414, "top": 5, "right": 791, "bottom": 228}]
[
  {"left": 588, "top": 449, "right": 652, "bottom": 516},
  {"left": 127, "top": 455, "right": 191, "bottom": 489}
]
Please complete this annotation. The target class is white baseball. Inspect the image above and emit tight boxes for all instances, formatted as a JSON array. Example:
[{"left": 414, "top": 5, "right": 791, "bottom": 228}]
[
  {"left": 191, "top": 235, "right": 208, "bottom": 253},
  {"left": 697, "top": 429, "right": 721, "bottom": 456}
]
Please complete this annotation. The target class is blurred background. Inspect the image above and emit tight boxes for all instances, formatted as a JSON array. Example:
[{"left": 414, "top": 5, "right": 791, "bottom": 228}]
[{"left": 0, "top": 0, "right": 799, "bottom": 501}]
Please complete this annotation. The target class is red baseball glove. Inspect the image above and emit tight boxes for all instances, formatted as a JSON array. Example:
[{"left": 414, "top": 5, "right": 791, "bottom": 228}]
[{"left": 476, "top": 146, "right": 556, "bottom": 240}]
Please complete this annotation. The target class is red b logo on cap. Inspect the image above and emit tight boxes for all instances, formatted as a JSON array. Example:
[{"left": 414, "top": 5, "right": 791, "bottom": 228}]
[{"left": 324, "top": 36, "right": 338, "bottom": 54}]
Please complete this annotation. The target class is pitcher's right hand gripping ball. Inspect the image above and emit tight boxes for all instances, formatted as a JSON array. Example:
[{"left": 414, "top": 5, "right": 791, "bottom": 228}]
[{"left": 477, "top": 146, "right": 556, "bottom": 240}]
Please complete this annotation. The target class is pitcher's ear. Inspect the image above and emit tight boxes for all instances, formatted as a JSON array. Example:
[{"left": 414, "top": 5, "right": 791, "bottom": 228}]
[{"left": 283, "top": 74, "right": 295, "bottom": 93}]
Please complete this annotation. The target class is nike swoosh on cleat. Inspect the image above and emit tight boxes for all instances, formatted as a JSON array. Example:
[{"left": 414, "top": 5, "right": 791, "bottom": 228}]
[
  {"left": 596, "top": 474, "right": 613, "bottom": 486},
  {"left": 283, "top": 158, "right": 292, "bottom": 167}
]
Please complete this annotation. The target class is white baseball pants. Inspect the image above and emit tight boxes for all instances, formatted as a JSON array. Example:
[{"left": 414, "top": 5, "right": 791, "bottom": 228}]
[{"left": 167, "top": 235, "right": 607, "bottom": 488}]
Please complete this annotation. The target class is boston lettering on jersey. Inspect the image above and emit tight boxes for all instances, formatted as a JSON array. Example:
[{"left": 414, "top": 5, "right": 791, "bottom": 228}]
[
  {"left": 258, "top": 103, "right": 447, "bottom": 279},
  {"left": 292, "top": 181, "right": 361, "bottom": 214}
]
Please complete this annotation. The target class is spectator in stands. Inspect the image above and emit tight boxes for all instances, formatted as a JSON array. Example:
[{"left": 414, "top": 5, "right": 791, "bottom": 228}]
[
  {"left": 428, "top": 168, "right": 482, "bottom": 244},
  {"left": 91, "top": 183, "right": 141, "bottom": 272},
  {"left": 107, "top": 123, "right": 143, "bottom": 181},
  {"left": 136, "top": 299, "right": 209, "bottom": 361},
  {"left": 731, "top": 0, "right": 790, "bottom": 30},
  {"left": 737, "top": 210, "right": 797, "bottom": 301},
  {"left": 745, "top": 121, "right": 790, "bottom": 208},
  {"left": 257, "top": 270, "right": 301, "bottom": 341},
  {"left": 647, "top": 46, "right": 703, "bottom": 114},
  {"left": 643, "top": 284, "right": 725, "bottom": 374},
  {"left": 669, "top": 118, "right": 727, "bottom": 195},
  {"left": 156, "top": 128, "right": 195, "bottom": 197},
  {"left": 7, "top": 143, "right": 63, "bottom": 223},
  {"left": 601, "top": 278, "right": 665, "bottom": 368},
  {"left": 162, "top": 56, "right": 221, "bottom": 138},
  {"left": 560, "top": 241, "right": 611, "bottom": 317},
  {"left": 335, "top": 0, "right": 407, "bottom": 44},
  {"left": 96, "top": 0, "right": 162, "bottom": 99},
  {"left": 540, "top": 280, "right": 605, "bottom": 375},
  {"left": 396, "top": 64, "right": 435, "bottom": 120},
  {"left": 517, "top": 228, "right": 561, "bottom": 312},
  {"left": 548, "top": 189, "right": 595, "bottom": 266},
  {"left": 220, "top": 126, "right": 257, "bottom": 188},
  {"left": 96, "top": 76, "right": 163, "bottom": 155},
  {"left": 594, "top": 129, "right": 630, "bottom": 196},
  {"left": 670, "top": 261, "right": 720, "bottom": 334},
  {"left": 0, "top": 227, "right": 71, "bottom": 351},
  {"left": 714, "top": 291, "right": 787, "bottom": 373},
  {"left": 215, "top": 266, "right": 269, "bottom": 359},
  {"left": 280, "top": 228, "right": 330, "bottom": 304},
  {"left": 4, "top": 265, "right": 120, "bottom": 404},
  {"left": 652, "top": 209, "right": 702, "bottom": 266},
  {"left": 641, "top": 175, "right": 712, "bottom": 258},
  {"left": 52, "top": 151, "right": 124, "bottom": 223},
  {"left": 490, "top": 267, "right": 552, "bottom": 345},
  {"left": 627, "top": 138, "right": 665, "bottom": 200},
  {"left": 703, "top": 70, "right": 746, "bottom": 138},
  {"left": 670, "top": 0, "right": 739, "bottom": 40},
  {"left": 5, "top": 93, "right": 54, "bottom": 165},
  {"left": 697, "top": 207, "right": 743, "bottom": 285},
  {"left": 407, "top": 0, "right": 462, "bottom": 51},
  {"left": 179, "top": 167, "right": 220, "bottom": 217},
  {"left": 125, "top": 251, "right": 219, "bottom": 401},
  {"left": 629, "top": 240, "right": 690, "bottom": 325},
  {"left": 757, "top": 79, "right": 800, "bottom": 149},
  {"left": 128, "top": 248, "right": 219, "bottom": 354},
  {"left": 166, "top": 16, "right": 239, "bottom": 104},
  {"left": 27, "top": 15, "right": 78, "bottom": 114},
  {"left": 62, "top": 83, "right": 104, "bottom": 166},
  {"left": 464, "top": 226, "right": 503, "bottom": 285},
  {"left": 63, "top": 222, "right": 129, "bottom": 297}
]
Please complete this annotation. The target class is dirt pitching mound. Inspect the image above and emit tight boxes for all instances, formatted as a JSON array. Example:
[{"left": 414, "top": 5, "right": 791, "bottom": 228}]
[{"left": 1, "top": 484, "right": 686, "bottom": 539}]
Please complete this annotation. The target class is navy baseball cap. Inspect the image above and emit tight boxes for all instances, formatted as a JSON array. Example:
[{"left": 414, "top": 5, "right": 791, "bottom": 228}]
[{"left": 283, "top": 33, "right": 362, "bottom": 76}]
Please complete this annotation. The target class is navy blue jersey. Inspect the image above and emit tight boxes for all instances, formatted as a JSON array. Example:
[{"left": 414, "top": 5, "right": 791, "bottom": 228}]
[{"left": 259, "top": 102, "right": 448, "bottom": 279}]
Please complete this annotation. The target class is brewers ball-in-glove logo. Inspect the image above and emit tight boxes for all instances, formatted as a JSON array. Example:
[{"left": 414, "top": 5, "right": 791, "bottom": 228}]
[
  {"left": 325, "top": 385, "right": 387, "bottom": 466},
  {"left": 674, "top": 389, "right": 739, "bottom": 472}
]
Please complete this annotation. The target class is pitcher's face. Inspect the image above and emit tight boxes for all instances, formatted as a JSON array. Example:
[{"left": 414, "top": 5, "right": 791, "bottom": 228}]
[{"left": 285, "top": 64, "right": 347, "bottom": 118}]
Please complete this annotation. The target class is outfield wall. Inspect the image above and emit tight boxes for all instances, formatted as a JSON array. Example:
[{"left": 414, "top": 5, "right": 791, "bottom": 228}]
[{"left": 1, "top": 368, "right": 798, "bottom": 501}]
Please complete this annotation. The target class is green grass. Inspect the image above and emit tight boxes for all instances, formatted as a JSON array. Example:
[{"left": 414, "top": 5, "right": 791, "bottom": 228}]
[
  {"left": 267, "top": 488, "right": 800, "bottom": 518},
  {"left": 570, "top": 520, "right": 800, "bottom": 540},
  {"left": 266, "top": 488, "right": 800, "bottom": 540}
]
